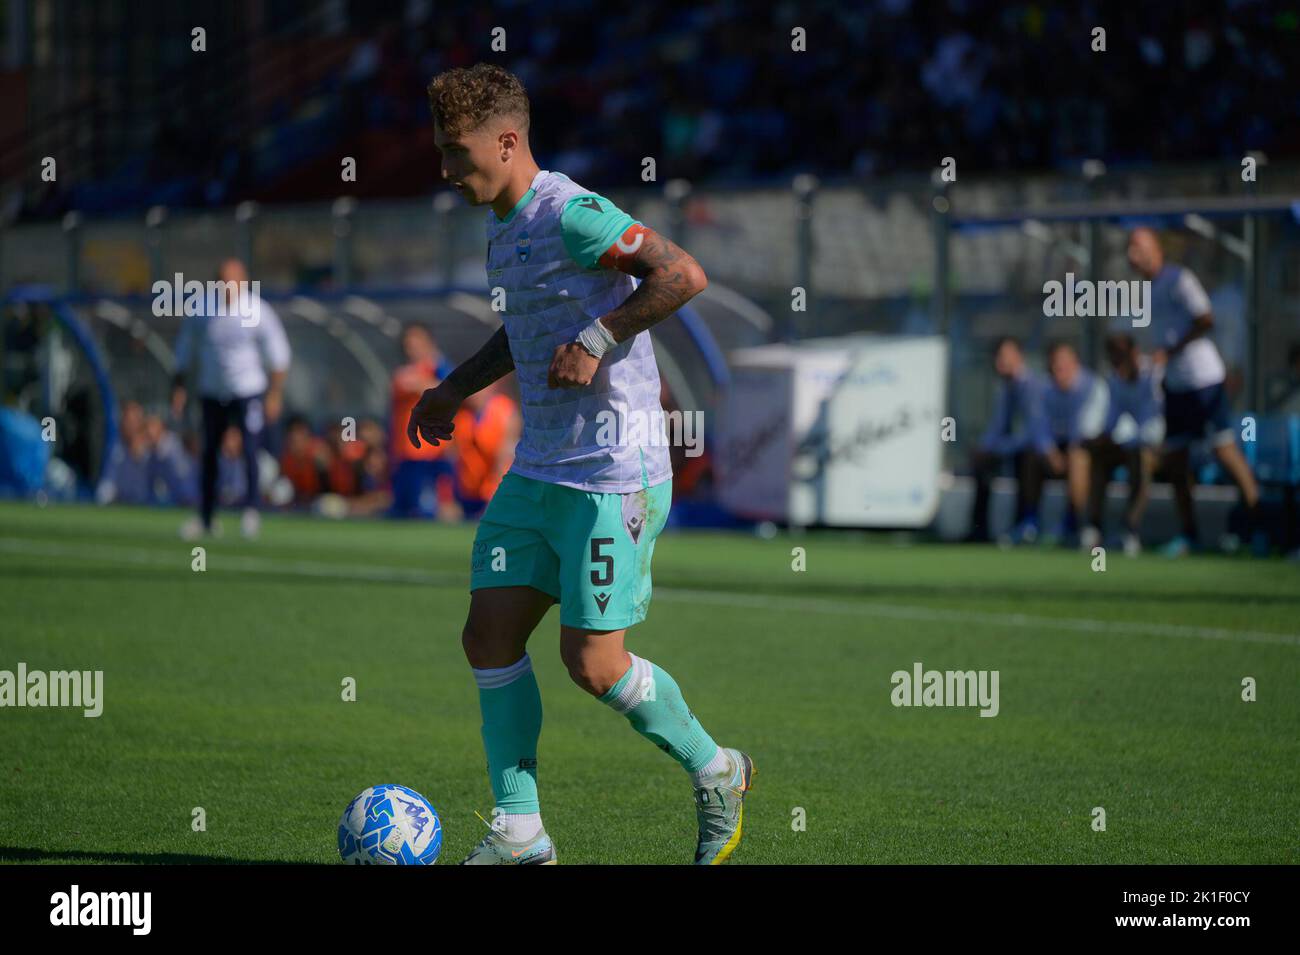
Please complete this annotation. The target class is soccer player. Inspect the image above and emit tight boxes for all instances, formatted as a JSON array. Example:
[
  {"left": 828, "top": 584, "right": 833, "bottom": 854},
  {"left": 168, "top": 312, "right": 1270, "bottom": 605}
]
[
  {"left": 407, "top": 65, "right": 754, "bottom": 865},
  {"left": 1126, "top": 227, "right": 1262, "bottom": 556},
  {"left": 1080, "top": 334, "right": 1164, "bottom": 556},
  {"left": 172, "top": 258, "right": 290, "bottom": 540}
]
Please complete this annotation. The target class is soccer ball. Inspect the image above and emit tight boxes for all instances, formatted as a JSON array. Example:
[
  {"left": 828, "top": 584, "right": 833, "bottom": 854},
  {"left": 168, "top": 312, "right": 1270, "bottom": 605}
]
[{"left": 338, "top": 784, "right": 443, "bottom": 865}]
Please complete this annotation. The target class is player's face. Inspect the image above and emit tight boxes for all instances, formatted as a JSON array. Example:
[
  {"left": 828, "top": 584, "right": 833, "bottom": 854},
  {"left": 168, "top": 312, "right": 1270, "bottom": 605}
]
[
  {"left": 1049, "top": 348, "right": 1079, "bottom": 388},
  {"left": 994, "top": 342, "right": 1021, "bottom": 378},
  {"left": 1106, "top": 340, "right": 1134, "bottom": 376},
  {"left": 1127, "top": 230, "right": 1161, "bottom": 278},
  {"left": 402, "top": 327, "right": 435, "bottom": 362},
  {"left": 434, "top": 122, "right": 501, "bottom": 206}
]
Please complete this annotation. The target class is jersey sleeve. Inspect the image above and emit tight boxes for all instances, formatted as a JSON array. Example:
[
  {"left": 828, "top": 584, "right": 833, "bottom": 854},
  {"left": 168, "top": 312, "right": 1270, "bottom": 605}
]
[
  {"left": 256, "top": 301, "right": 292, "bottom": 373},
  {"left": 560, "top": 194, "right": 640, "bottom": 270},
  {"left": 1173, "top": 269, "right": 1212, "bottom": 318}
]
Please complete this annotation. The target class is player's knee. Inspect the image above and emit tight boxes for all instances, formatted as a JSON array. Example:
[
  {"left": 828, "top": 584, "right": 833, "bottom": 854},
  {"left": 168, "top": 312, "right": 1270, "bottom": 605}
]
[
  {"left": 559, "top": 645, "right": 615, "bottom": 697},
  {"left": 461, "top": 618, "right": 519, "bottom": 669}
]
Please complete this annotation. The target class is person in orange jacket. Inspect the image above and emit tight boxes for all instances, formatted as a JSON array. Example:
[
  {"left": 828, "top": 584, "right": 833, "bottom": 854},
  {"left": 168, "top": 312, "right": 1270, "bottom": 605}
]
[{"left": 453, "top": 380, "right": 521, "bottom": 518}]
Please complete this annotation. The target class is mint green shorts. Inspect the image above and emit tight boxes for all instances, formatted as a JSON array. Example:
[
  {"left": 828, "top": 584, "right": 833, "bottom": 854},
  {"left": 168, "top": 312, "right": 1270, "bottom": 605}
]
[{"left": 470, "top": 473, "right": 672, "bottom": 630}]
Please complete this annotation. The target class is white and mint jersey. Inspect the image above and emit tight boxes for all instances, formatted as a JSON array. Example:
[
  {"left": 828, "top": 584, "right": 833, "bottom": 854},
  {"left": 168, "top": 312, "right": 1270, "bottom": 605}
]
[{"left": 486, "top": 169, "right": 672, "bottom": 493}]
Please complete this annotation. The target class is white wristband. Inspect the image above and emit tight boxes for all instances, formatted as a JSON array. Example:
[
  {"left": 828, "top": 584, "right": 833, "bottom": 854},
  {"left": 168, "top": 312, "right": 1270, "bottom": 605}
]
[{"left": 576, "top": 318, "right": 619, "bottom": 359}]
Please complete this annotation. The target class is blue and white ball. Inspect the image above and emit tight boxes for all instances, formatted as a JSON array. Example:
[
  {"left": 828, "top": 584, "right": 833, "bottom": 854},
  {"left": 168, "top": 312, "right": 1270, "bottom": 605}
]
[{"left": 338, "top": 784, "right": 443, "bottom": 865}]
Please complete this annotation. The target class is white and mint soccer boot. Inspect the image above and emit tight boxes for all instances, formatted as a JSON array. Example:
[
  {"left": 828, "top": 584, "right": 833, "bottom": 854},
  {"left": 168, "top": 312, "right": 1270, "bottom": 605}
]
[
  {"left": 460, "top": 826, "right": 557, "bottom": 865},
  {"left": 693, "top": 748, "right": 756, "bottom": 865}
]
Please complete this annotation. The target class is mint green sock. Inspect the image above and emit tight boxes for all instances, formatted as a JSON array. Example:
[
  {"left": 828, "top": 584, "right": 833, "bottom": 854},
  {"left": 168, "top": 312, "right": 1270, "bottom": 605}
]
[
  {"left": 599, "top": 654, "right": 719, "bottom": 773},
  {"left": 474, "top": 655, "right": 542, "bottom": 814}
]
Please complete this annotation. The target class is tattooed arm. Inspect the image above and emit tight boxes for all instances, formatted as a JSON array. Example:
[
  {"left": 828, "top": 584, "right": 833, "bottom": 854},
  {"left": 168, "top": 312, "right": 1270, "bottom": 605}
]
[
  {"left": 547, "top": 225, "right": 707, "bottom": 388},
  {"left": 407, "top": 326, "right": 514, "bottom": 449},
  {"left": 594, "top": 226, "right": 708, "bottom": 342}
]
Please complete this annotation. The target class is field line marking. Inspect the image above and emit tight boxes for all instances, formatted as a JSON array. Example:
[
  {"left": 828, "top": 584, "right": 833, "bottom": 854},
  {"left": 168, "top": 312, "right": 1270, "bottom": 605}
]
[{"left": 1, "top": 535, "right": 1296, "bottom": 647}]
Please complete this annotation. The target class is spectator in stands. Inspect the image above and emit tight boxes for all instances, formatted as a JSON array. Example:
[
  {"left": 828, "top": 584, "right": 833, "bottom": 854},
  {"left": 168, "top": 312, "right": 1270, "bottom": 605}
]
[
  {"left": 279, "top": 415, "right": 330, "bottom": 506},
  {"left": 350, "top": 444, "right": 395, "bottom": 517},
  {"left": 325, "top": 421, "right": 364, "bottom": 497},
  {"left": 967, "top": 336, "right": 1049, "bottom": 544},
  {"left": 452, "top": 380, "right": 520, "bottom": 518},
  {"left": 172, "top": 257, "right": 290, "bottom": 540},
  {"left": 1128, "top": 227, "right": 1263, "bottom": 556},
  {"left": 389, "top": 322, "right": 456, "bottom": 518},
  {"left": 1081, "top": 334, "right": 1164, "bottom": 557},
  {"left": 144, "top": 413, "right": 197, "bottom": 506},
  {"left": 97, "top": 401, "right": 153, "bottom": 505},
  {"left": 1041, "top": 340, "right": 1108, "bottom": 544}
]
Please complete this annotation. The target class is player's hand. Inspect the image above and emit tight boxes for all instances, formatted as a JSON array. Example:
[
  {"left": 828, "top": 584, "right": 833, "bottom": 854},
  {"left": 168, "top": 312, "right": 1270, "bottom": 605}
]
[
  {"left": 548, "top": 342, "right": 600, "bottom": 389},
  {"left": 170, "top": 385, "right": 187, "bottom": 420},
  {"left": 264, "top": 389, "right": 283, "bottom": 424},
  {"left": 407, "top": 381, "right": 463, "bottom": 449}
]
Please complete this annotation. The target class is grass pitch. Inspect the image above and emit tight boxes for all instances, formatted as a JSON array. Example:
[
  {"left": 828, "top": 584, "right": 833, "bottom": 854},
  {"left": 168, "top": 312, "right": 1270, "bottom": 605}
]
[{"left": 1, "top": 501, "right": 1296, "bottom": 864}]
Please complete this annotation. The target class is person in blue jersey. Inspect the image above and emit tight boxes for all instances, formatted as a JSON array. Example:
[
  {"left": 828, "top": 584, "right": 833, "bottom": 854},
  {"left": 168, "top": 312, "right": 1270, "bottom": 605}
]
[
  {"left": 1127, "top": 228, "right": 1263, "bottom": 556},
  {"left": 968, "top": 336, "right": 1051, "bottom": 544},
  {"left": 1040, "top": 340, "right": 1109, "bottom": 545},
  {"left": 406, "top": 65, "right": 754, "bottom": 865},
  {"left": 1081, "top": 334, "right": 1164, "bottom": 557}
]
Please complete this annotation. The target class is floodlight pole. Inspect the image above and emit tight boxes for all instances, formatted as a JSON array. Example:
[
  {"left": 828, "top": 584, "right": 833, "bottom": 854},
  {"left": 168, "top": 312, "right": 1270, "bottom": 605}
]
[
  {"left": 931, "top": 172, "right": 953, "bottom": 434},
  {"left": 145, "top": 205, "right": 167, "bottom": 287},
  {"left": 930, "top": 173, "right": 951, "bottom": 337},
  {"left": 1081, "top": 159, "right": 1106, "bottom": 369},
  {"left": 1243, "top": 151, "right": 1266, "bottom": 413},
  {"left": 792, "top": 173, "right": 817, "bottom": 343},
  {"left": 62, "top": 211, "right": 82, "bottom": 294},
  {"left": 332, "top": 196, "right": 357, "bottom": 287},
  {"left": 235, "top": 201, "right": 259, "bottom": 274},
  {"left": 433, "top": 191, "right": 457, "bottom": 291}
]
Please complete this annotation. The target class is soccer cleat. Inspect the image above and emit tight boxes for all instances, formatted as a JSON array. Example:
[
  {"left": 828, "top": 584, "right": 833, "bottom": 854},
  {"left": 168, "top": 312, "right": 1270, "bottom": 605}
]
[
  {"left": 1079, "top": 526, "right": 1102, "bottom": 553},
  {"left": 1161, "top": 535, "right": 1193, "bottom": 558},
  {"left": 180, "top": 516, "right": 220, "bottom": 540},
  {"left": 1008, "top": 519, "right": 1039, "bottom": 547},
  {"left": 460, "top": 826, "right": 557, "bottom": 865},
  {"left": 692, "top": 748, "right": 755, "bottom": 865},
  {"left": 1122, "top": 532, "right": 1142, "bottom": 558},
  {"left": 241, "top": 507, "right": 261, "bottom": 540}
]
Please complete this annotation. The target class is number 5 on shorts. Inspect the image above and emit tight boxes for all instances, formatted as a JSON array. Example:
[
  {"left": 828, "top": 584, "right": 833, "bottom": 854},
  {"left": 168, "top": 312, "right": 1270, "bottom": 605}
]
[{"left": 590, "top": 537, "right": 615, "bottom": 586}]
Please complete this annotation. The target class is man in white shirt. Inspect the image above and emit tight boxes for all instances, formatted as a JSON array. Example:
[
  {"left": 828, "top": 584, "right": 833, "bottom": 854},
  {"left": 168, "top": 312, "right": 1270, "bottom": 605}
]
[
  {"left": 1127, "top": 228, "right": 1261, "bottom": 555},
  {"left": 172, "top": 258, "right": 291, "bottom": 538}
]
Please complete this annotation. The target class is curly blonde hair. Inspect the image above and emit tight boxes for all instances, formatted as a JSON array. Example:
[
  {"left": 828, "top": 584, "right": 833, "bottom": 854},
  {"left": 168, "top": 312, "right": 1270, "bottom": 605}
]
[{"left": 427, "top": 64, "right": 530, "bottom": 137}]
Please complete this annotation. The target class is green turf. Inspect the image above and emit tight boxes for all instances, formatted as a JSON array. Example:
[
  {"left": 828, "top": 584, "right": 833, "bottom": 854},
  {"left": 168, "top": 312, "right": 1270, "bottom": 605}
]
[{"left": 1, "top": 501, "right": 1296, "bottom": 864}]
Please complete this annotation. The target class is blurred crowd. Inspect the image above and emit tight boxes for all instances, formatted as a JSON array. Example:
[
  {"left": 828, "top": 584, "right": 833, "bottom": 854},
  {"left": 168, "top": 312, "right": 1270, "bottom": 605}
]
[
  {"left": 99, "top": 322, "right": 521, "bottom": 522},
  {"left": 13, "top": 0, "right": 1297, "bottom": 223},
  {"left": 338, "top": 0, "right": 1299, "bottom": 183}
]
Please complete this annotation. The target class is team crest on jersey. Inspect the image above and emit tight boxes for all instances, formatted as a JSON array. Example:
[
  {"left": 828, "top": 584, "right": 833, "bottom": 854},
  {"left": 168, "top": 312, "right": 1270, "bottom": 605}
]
[
  {"left": 622, "top": 490, "right": 648, "bottom": 545},
  {"left": 516, "top": 231, "right": 531, "bottom": 263}
]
